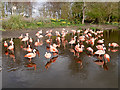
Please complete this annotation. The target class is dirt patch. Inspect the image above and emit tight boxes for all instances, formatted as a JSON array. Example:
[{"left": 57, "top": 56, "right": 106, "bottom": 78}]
[{"left": 2, "top": 24, "right": 118, "bottom": 38}]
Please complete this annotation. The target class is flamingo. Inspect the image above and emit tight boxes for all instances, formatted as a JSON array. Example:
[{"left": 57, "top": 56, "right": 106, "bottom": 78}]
[
  {"left": 56, "top": 31, "right": 61, "bottom": 36},
  {"left": 69, "top": 36, "right": 77, "bottom": 46},
  {"left": 36, "top": 32, "right": 39, "bottom": 37},
  {"left": 84, "top": 30, "right": 89, "bottom": 34},
  {"left": 34, "top": 39, "right": 40, "bottom": 46},
  {"left": 50, "top": 45, "right": 58, "bottom": 53},
  {"left": 104, "top": 54, "right": 110, "bottom": 62},
  {"left": 21, "top": 35, "right": 29, "bottom": 42},
  {"left": 46, "top": 39, "right": 50, "bottom": 44},
  {"left": 4, "top": 41, "right": 8, "bottom": 47},
  {"left": 46, "top": 33, "right": 52, "bottom": 39},
  {"left": 79, "top": 36, "right": 85, "bottom": 42},
  {"left": 19, "top": 34, "right": 23, "bottom": 39},
  {"left": 26, "top": 45, "right": 32, "bottom": 53},
  {"left": 24, "top": 49, "right": 36, "bottom": 62},
  {"left": 53, "top": 43, "right": 58, "bottom": 48},
  {"left": 56, "top": 37, "right": 61, "bottom": 43},
  {"left": 8, "top": 42, "right": 14, "bottom": 51},
  {"left": 94, "top": 50, "right": 105, "bottom": 56},
  {"left": 38, "top": 35, "right": 43, "bottom": 38},
  {"left": 38, "top": 30, "right": 42, "bottom": 34},
  {"left": 75, "top": 43, "right": 80, "bottom": 52},
  {"left": 97, "top": 39, "right": 104, "bottom": 44},
  {"left": 50, "top": 30, "right": 52, "bottom": 33},
  {"left": 71, "top": 30, "right": 76, "bottom": 35},
  {"left": 109, "top": 43, "right": 119, "bottom": 47},
  {"left": 90, "top": 38, "right": 95, "bottom": 46},
  {"left": 88, "top": 33, "right": 92, "bottom": 37},
  {"left": 44, "top": 52, "right": 51, "bottom": 59},
  {"left": 96, "top": 45, "right": 104, "bottom": 50},
  {"left": 75, "top": 44, "right": 84, "bottom": 53},
  {"left": 29, "top": 37, "right": 33, "bottom": 43},
  {"left": 69, "top": 48, "right": 75, "bottom": 56},
  {"left": 78, "top": 47, "right": 83, "bottom": 53},
  {"left": 86, "top": 47, "right": 93, "bottom": 54},
  {"left": 10, "top": 38, "right": 13, "bottom": 44}
]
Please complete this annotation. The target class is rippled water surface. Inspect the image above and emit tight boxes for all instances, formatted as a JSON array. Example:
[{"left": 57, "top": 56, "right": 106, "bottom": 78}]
[{"left": 2, "top": 30, "right": 120, "bottom": 88}]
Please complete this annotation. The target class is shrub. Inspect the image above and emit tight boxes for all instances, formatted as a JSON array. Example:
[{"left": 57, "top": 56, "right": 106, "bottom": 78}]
[{"left": 2, "top": 15, "right": 27, "bottom": 30}]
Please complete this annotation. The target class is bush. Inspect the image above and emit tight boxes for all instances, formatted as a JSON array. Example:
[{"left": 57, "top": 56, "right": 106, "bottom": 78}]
[{"left": 2, "top": 15, "right": 27, "bottom": 30}]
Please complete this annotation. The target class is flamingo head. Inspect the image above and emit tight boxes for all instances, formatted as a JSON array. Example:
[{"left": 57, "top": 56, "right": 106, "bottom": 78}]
[
  {"left": 33, "top": 49, "right": 36, "bottom": 53},
  {"left": 26, "top": 33, "right": 29, "bottom": 36},
  {"left": 102, "top": 44, "right": 105, "bottom": 46},
  {"left": 103, "top": 47, "right": 106, "bottom": 50},
  {"left": 74, "top": 36, "right": 77, "bottom": 39}
]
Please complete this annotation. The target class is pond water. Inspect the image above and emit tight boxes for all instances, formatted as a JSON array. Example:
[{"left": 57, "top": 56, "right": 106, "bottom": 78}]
[{"left": 2, "top": 29, "right": 120, "bottom": 88}]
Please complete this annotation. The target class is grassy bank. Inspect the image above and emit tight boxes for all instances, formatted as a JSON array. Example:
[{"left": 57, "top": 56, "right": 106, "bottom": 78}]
[{"left": 2, "top": 15, "right": 119, "bottom": 30}]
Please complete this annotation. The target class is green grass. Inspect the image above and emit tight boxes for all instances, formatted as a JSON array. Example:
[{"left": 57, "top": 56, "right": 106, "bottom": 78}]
[
  {"left": 2, "top": 15, "right": 118, "bottom": 30},
  {"left": 0, "top": 28, "right": 6, "bottom": 31},
  {"left": 2, "top": 15, "right": 86, "bottom": 30}
]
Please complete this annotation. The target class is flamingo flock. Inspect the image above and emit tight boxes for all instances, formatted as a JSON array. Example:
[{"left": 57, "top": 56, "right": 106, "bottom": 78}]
[{"left": 3, "top": 28, "right": 120, "bottom": 70}]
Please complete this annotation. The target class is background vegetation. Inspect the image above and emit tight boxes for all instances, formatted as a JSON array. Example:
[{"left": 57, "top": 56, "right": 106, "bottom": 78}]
[{"left": 1, "top": 2, "right": 119, "bottom": 30}]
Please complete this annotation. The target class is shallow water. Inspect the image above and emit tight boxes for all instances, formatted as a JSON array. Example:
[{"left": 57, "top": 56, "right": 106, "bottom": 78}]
[{"left": 2, "top": 29, "right": 120, "bottom": 88}]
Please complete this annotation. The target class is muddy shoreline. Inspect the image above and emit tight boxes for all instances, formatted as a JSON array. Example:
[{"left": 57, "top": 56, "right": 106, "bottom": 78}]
[{"left": 2, "top": 24, "right": 118, "bottom": 38}]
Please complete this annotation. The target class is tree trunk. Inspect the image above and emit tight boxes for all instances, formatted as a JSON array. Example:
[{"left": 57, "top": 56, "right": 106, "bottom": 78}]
[
  {"left": 82, "top": 2, "right": 85, "bottom": 24},
  {"left": 108, "top": 15, "right": 111, "bottom": 23}
]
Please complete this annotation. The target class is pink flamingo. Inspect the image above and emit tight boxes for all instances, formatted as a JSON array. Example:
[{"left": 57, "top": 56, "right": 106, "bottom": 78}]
[
  {"left": 10, "top": 38, "right": 13, "bottom": 44},
  {"left": 79, "top": 36, "right": 85, "bottom": 42},
  {"left": 29, "top": 37, "right": 33, "bottom": 43},
  {"left": 21, "top": 33, "right": 29, "bottom": 42},
  {"left": 56, "top": 37, "right": 61, "bottom": 43},
  {"left": 69, "top": 36, "right": 77, "bottom": 46},
  {"left": 69, "top": 48, "right": 75, "bottom": 56},
  {"left": 8, "top": 42, "right": 14, "bottom": 51},
  {"left": 96, "top": 44, "right": 104, "bottom": 50},
  {"left": 104, "top": 54, "right": 110, "bottom": 62},
  {"left": 34, "top": 39, "right": 40, "bottom": 46},
  {"left": 4, "top": 41, "right": 8, "bottom": 47},
  {"left": 38, "top": 35, "right": 43, "bottom": 38},
  {"left": 97, "top": 39, "right": 104, "bottom": 44},
  {"left": 19, "top": 34, "right": 23, "bottom": 39},
  {"left": 26, "top": 45, "right": 33, "bottom": 53},
  {"left": 109, "top": 43, "right": 119, "bottom": 47},
  {"left": 94, "top": 50, "right": 105, "bottom": 56},
  {"left": 86, "top": 47, "right": 93, "bottom": 54},
  {"left": 24, "top": 49, "right": 36, "bottom": 62},
  {"left": 56, "top": 31, "right": 61, "bottom": 36},
  {"left": 36, "top": 32, "right": 39, "bottom": 37},
  {"left": 71, "top": 30, "right": 76, "bottom": 35},
  {"left": 50, "top": 45, "right": 58, "bottom": 53},
  {"left": 46, "top": 39, "right": 50, "bottom": 44},
  {"left": 46, "top": 33, "right": 52, "bottom": 39},
  {"left": 44, "top": 52, "right": 51, "bottom": 59}
]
